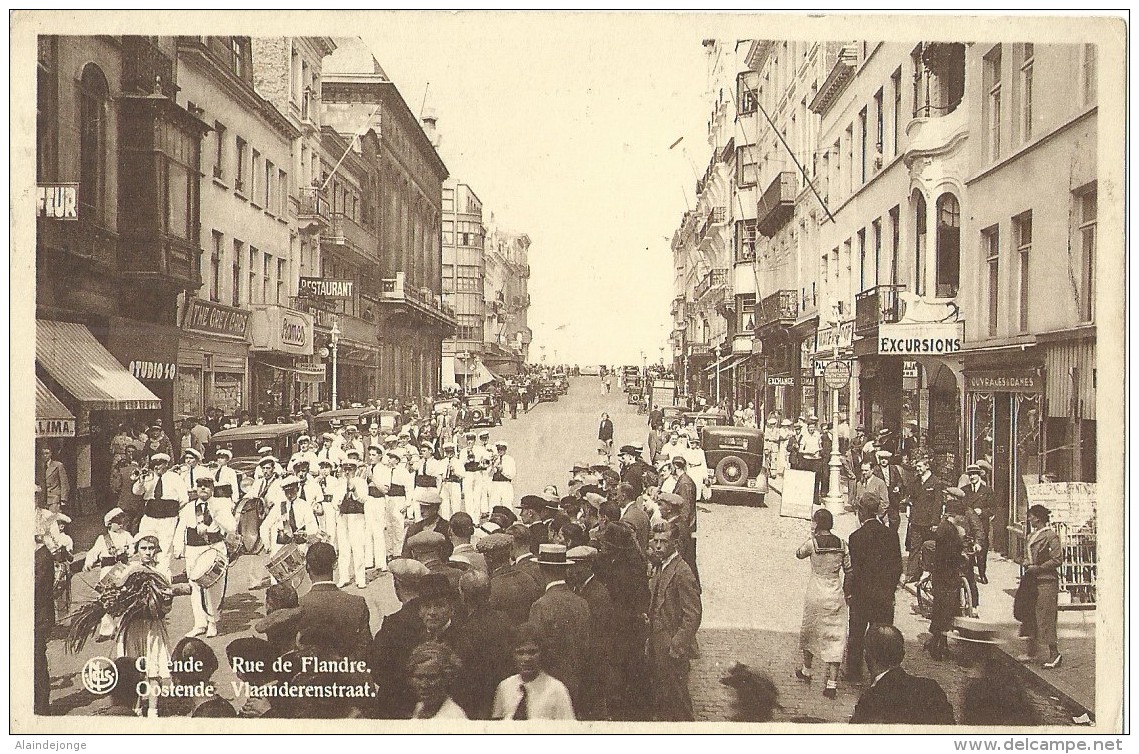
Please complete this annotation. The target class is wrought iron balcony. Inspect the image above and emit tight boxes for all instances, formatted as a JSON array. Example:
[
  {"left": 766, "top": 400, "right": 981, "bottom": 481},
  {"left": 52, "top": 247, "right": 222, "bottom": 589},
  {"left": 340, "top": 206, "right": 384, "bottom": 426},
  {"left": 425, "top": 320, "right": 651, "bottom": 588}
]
[
  {"left": 854, "top": 284, "right": 906, "bottom": 335},
  {"left": 755, "top": 289, "right": 798, "bottom": 331},
  {"left": 298, "top": 186, "right": 330, "bottom": 230},
  {"left": 322, "top": 212, "right": 377, "bottom": 259},
  {"left": 694, "top": 268, "right": 729, "bottom": 301},
  {"left": 757, "top": 172, "right": 797, "bottom": 237},
  {"left": 122, "top": 37, "right": 177, "bottom": 100},
  {"left": 380, "top": 272, "right": 457, "bottom": 326}
]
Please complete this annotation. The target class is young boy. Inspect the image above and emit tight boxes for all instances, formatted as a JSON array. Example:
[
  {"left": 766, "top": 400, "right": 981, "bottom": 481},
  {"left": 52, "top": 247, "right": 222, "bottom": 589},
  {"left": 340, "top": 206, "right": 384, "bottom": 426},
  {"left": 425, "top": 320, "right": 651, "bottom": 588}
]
[{"left": 491, "top": 622, "right": 575, "bottom": 720}]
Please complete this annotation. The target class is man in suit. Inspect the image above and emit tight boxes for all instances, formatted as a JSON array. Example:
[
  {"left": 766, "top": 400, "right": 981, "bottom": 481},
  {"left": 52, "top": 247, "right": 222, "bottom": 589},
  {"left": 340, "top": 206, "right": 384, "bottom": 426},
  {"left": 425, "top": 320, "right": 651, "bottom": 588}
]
[
  {"left": 668, "top": 456, "right": 700, "bottom": 584},
  {"left": 452, "top": 569, "right": 514, "bottom": 719},
  {"left": 519, "top": 495, "right": 552, "bottom": 556},
  {"left": 850, "top": 460, "right": 890, "bottom": 517},
  {"left": 616, "top": 482, "right": 650, "bottom": 555},
  {"left": 401, "top": 489, "right": 453, "bottom": 560},
  {"left": 297, "top": 542, "right": 372, "bottom": 660},
  {"left": 34, "top": 528, "right": 55, "bottom": 715},
  {"left": 36, "top": 445, "right": 70, "bottom": 513},
  {"left": 874, "top": 450, "right": 907, "bottom": 530},
  {"left": 845, "top": 493, "right": 903, "bottom": 682},
  {"left": 567, "top": 545, "right": 617, "bottom": 721},
  {"left": 487, "top": 527, "right": 544, "bottom": 625},
  {"left": 850, "top": 624, "right": 955, "bottom": 724},
  {"left": 369, "top": 558, "right": 429, "bottom": 718},
  {"left": 961, "top": 463, "right": 996, "bottom": 584},
  {"left": 903, "top": 457, "right": 946, "bottom": 583},
  {"left": 528, "top": 544, "right": 592, "bottom": 712},
  {"left": 618, "top": 445, "right": 655, "bottom": 499},
  {"left": 647, "top": 520, "right": 702, "bottom": 721}
]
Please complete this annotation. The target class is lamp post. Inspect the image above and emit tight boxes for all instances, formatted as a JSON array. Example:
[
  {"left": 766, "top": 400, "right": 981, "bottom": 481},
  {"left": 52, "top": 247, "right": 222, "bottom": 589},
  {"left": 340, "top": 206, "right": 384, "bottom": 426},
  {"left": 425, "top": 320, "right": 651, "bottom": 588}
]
[
  {"left": 823, "top": 303, "right": 847, "bottom": 516},
  {"left": 330, "top": 318, "right": 341, "bottom": 410}
]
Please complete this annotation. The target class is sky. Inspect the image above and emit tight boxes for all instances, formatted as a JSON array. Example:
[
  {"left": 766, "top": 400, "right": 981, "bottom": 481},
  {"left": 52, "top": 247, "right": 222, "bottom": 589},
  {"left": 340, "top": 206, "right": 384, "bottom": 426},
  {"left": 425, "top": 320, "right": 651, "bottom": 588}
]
[{"left": 362, "top": 13, "right": 722, "bottom": 366}]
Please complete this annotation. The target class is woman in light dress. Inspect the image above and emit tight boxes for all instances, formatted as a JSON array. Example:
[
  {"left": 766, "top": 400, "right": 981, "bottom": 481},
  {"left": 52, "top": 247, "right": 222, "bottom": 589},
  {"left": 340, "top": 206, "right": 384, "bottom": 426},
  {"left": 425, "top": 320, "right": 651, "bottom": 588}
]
[{"left": 795, "top": 508, "right": 851, "bottom": 698}]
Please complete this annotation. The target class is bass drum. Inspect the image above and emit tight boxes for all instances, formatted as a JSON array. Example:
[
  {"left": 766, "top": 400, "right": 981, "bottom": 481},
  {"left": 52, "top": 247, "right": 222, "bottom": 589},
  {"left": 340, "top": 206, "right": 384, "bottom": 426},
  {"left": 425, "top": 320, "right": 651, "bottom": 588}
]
[{"left": 714, "top": 455, "right": 750, "bottom": 487}]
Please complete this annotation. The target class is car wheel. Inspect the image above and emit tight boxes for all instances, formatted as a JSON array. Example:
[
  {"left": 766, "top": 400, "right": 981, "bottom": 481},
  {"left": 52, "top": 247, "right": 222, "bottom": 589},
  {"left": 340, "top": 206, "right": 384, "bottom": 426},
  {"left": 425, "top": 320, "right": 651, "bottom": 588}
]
[{"left": 715, "top": 455, "right": 750, "bottom": 487}]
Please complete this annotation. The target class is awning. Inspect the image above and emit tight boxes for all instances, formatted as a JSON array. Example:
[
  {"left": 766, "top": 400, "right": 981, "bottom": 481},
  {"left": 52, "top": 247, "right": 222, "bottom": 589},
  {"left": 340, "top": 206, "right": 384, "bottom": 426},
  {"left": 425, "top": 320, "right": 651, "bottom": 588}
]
[
  {"left": 470, "top": 359, "right": 497, "bottom": 388},
  {"left": 484, "top": 360, "right": 522, "bottom": 377},
  {"left": 717, "top": 353, "right": 750, "bottom": 373},
  {"left": 36, "top": 320, "right": 161, "bottom": 411},
  {"left": 36, "top": 378, "right": 76, "bottom": 438}
]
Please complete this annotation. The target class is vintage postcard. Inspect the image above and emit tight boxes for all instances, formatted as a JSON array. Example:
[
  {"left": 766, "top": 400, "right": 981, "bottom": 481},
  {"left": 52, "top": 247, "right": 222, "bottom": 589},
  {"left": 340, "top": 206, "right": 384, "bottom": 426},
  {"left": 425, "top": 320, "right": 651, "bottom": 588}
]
[{"left": 10, "top": 10, "right": 1127, "bottom": 737}]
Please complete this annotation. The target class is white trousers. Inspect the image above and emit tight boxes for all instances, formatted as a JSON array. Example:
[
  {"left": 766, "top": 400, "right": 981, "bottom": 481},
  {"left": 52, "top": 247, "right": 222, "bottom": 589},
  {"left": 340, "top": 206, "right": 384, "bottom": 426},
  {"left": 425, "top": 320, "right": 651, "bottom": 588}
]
[
  {"left": 489, "top": 481, "right": 514, "bottom": 510},
  {"left": 385, "top": 496, "right": 408, "bottom": 556},
  {"left": 137, "top": 515, "right": 179, "bottom": 582},
  {"left": 337, "top": 513, "right": 368, "bottom": 587},
  {"left": 465, "top": 473, "right": 490, "bottom": 520},
  {"left": 440, "top": 482, "right": 462, "bottom": 520},
  {"left": 315, "top": 510, "right": 339, "bottom": 551},
  {"left": 185, "top": 543, "right": 227, "bottom": 631},
  {"left": 364, "top": 497, "right": 388, "bottom": 568}
]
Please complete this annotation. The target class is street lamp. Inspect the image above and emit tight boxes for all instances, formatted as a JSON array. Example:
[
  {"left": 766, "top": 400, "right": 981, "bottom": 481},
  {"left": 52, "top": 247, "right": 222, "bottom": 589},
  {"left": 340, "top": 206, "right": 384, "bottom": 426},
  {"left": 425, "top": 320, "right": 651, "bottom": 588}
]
[
  {"left": 823, "top": 302, "right": 847, "bottom": 516},
  {"left": 330, "top": 318, "right": 341, "bottom": 410}
]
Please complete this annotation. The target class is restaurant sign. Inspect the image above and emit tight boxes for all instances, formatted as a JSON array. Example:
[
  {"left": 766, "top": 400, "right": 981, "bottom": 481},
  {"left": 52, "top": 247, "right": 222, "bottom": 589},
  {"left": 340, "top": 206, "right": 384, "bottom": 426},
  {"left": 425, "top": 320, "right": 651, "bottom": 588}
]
[
  {"left": 183, "top": 298, "right": 251, "bottom": 339},
  {"left": 299, "top": 277, "right": 355, "bottom": 299}
]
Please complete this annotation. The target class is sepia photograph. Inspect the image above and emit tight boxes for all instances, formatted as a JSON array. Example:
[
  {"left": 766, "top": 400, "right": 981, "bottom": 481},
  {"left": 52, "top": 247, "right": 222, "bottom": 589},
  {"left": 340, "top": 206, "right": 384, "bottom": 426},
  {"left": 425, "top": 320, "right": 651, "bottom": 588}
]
[{"left": 10, "top": 9, "right": 1127, "bottom": 738}]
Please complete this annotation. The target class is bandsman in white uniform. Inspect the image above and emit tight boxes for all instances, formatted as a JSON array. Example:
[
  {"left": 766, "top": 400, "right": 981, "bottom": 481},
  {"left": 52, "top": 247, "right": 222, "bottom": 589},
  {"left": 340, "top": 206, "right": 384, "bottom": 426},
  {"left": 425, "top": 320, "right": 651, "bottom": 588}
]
[
  {"left": 363, "top": 446, "right": 388, "bottom": 568},
  {"left": 181, "top": 478, "right": 237, "bottom": 638},
  {"left": 470, "top": 431, "right": 495, "bottom": 520},
  {"left": 392, "top": 449, "right": 417, "bottom": 525},
  {"left": 438, "top": 441, "right": 464, "bottom": 520},
  {"left": 259, "top": 474, "right": 319, "bottom": 563},
  {"left": 311, "top": 459, "right": 340, "bottom": 546},
  {"left": 342, "top": 425, "right": 366, "bottom": 460},
  {"left": 83, "top": 507, "right": 133, "bottom": 640},
  {"left": 289, "top": 435, "right": 320, "bottom": 473},
  {"left": 336, "top": 457, "right": 372, "bottom": 588},
  {"left": 489, "top": 441, "right": 517, "bottom": 510},
  {"left": 132, "top": 452, "right": 189, "bottom": 581},
  {"left": 210, "top": 448, "right": 241, "bottom": 511}
]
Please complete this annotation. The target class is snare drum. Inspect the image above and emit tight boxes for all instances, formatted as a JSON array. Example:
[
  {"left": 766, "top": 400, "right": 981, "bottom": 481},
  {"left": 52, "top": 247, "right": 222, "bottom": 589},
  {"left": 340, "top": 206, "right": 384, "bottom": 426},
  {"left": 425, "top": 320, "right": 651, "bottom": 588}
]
[
  {"left": 189, "top": 549, "right": 228, "bottom": 589},
  {"left": 266, "top": 543, "right": 306, "bottom": 585}
]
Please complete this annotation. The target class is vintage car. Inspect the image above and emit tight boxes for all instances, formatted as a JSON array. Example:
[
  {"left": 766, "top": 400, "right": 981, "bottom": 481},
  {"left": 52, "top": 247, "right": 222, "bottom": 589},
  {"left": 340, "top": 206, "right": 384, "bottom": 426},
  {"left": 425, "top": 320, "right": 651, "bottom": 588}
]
[
  {"left": 538, "top": 382, "right": 559, "bottom": 402},
  {"left": 700, "top": 424, "right": 766, "bottom": 505},
  {"left": 554, "top": 375, "right": 569, "bottom": 394},
  {"left": 313, "top": 407, "right": 381, "bottom": 436},
  {"left": 626, "top": 383, "right": 644, "bottom": 405},
  {"left": 463, "top": 393, "right": 501, "bottom": 427},
  {"left": 211, "top": 422, "right": 310, "bottom": 477}
]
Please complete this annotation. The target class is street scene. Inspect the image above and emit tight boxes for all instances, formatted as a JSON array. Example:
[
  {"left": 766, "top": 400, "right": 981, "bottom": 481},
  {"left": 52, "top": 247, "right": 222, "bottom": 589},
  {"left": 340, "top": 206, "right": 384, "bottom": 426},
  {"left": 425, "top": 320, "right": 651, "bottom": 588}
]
[{"left": 23, "top": 16, "right": 1116, "bottom": 733}]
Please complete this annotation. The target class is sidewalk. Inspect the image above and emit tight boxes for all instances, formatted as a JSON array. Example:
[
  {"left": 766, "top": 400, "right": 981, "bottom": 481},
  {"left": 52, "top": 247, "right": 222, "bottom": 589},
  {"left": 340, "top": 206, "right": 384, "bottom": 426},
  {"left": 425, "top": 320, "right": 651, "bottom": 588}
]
[{"left": 764, "top": 483, "right": 1096, "bottom": 716}]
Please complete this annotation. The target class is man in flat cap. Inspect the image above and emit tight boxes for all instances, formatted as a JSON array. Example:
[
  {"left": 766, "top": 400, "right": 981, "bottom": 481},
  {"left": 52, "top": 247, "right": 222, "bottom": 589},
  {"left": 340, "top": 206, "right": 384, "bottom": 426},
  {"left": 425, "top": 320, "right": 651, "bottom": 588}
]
[
  {"left": 402, "top": 489, "right": 453, "bottom": 562},
  {"left": 875, "top": 449, "right": 907, "bottom": 531},
  {"left": 487, "top": 526, "right": 543, "bottom": 626},
  {"left": 961, "top": 462, "right": 995, "bottom": 584},
  {"left": 528, "top": 544, "right": 592, "bottom": 712},
  {"left": 488, "top": 441, "right": 517, "bottom": 511},
  {"left": 369, "top": 560, "right": 440, "bottom": 719},
  {"left": 567, "top": 545, "right": 616, "bottom": 720}
]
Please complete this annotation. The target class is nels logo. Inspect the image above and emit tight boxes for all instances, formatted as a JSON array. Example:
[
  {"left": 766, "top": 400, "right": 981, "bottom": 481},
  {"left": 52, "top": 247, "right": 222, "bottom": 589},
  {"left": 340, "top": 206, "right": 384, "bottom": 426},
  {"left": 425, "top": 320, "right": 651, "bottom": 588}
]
[{"left": 81, "top": 656, "right": 118, "bottom": 695}]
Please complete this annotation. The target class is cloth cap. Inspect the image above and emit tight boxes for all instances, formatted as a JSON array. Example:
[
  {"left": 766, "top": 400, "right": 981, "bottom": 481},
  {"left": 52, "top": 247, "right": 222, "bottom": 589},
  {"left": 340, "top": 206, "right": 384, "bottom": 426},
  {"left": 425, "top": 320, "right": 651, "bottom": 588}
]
[
  {"left": 490, "top": 505, "right": 518, "bottom": 523},
  {"left": 583, "top": 492, "right": 606, "bottom": 509},
  {"left": 567, "top": 545, "right": 598, "bottom": 562},
  {"left": 406, "top": 530, "right": 448, "bottom": 553},
  {"left": 385, "top": 450, "right": 403, "bottom": 461},
  {"left": 150, "top": 453, "right": 171, "bottom": 464},
  {"left": 618, "top": 445, "right": 639, "bottom": 456},
  {"left": 657, "top": 492, "right": 685, "bottom": 509},
  {"left": 183, "top": 448, "right": 203, "bottom": 461},
  {"left": 388, "top": 558, "right": 431, "bottom": 582},
  {"left": 421, "top": 442, "right": 435, "bottom": 450},
  {"left": 478, "top": 431, "right": 490, "bottom": 438},
  {"left": 536, "top": 543, "right": 569, "bottom": 566},
  {"left": 413, "top": 488, "right": 443, "bottom": 507},
  {"left": 519, "top": 495, "right": 550, "bottom": 512},
  {"left": 104, "top": 507, "right": 126, "bottom": 526},
  {"left": 875, "top": 450, "right": 893, "bottom": 459},
  {"left": 321, "top": 433, "right": 336, "bottom": 441},
  {"left": 366, "top": 445, "right": 383, "bottom": 454},
  {"left": 475, "top": 532, "right": 514, "bottom": 556}
]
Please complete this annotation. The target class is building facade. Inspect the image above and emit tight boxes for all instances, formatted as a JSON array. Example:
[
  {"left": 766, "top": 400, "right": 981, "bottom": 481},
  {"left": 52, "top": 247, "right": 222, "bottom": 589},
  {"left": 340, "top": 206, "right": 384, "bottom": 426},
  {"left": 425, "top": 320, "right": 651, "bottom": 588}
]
[
  {"left": 483, "top": 221, "right": 532, "bottom": 376},
  {"left": 441, "top": 180, "right": 488, "bottom": 389}
]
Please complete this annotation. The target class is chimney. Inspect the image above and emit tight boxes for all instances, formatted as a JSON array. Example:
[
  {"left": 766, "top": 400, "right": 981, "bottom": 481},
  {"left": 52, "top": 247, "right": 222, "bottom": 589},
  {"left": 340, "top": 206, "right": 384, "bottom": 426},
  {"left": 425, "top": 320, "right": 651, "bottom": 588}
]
[{"left": 421, "top": 106, "right": 441, "bottom": 149}]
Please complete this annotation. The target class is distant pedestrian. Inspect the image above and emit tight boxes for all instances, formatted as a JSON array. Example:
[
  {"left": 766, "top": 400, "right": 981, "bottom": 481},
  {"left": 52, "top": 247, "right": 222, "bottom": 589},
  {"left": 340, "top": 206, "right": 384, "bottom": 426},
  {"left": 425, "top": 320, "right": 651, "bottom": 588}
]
[
  {"left": 1017, "top": 504, "right": 1063, "bottom": 669},
  {"left": 795, "top": 508, "right": 850, "bottom": 698}
]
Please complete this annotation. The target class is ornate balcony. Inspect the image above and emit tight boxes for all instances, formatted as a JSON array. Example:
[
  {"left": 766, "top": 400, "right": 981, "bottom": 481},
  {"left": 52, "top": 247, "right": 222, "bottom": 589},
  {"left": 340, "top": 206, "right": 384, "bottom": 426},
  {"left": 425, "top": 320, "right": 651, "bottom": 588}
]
[
  {"left": 297, "top": 186, "right": 330, "bottom": 232},
  {"left": 757, "top": 172, "right": 797, "bottom": 237},
  {"left": 755, "top": 289, "right": 798, "bottom": 332},
  {"left": 122, "top": 36, "right": 177, "bottom": 99},
  {"left": 322, "top": 212, "right": 377, "bottom": 259},
  {"left": 694, "top": 268, "right": 729, "bottom": 302},
  {"left": 854, "top": 284, "right": 906, "bottom": 335},
  {"left": 380, "top": 272, "right": 457, "bottom": 328}
]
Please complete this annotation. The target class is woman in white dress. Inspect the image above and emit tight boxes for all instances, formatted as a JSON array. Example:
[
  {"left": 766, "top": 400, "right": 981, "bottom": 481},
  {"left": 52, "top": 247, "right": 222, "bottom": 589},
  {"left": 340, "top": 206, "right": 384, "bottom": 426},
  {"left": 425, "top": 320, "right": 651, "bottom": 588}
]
[{"left": 795, "top": 508, "right": 851, "bottom": 698}]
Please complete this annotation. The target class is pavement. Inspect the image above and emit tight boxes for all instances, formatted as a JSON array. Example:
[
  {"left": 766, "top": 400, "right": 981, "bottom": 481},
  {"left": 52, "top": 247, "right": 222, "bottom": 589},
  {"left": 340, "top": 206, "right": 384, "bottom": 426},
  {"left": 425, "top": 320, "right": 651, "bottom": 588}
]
[{"left": 41, "top": 378, "right": 1089, "bottom": 724}]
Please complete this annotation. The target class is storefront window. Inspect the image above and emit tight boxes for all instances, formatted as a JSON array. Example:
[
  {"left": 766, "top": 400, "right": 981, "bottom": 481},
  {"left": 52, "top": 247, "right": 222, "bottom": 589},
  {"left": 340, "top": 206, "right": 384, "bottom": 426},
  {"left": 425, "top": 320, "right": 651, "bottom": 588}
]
[
  {"left": 210, "top": 372, "right": 244, "bottom": 415},
  {"left": 175, "top": 367, "right": 204, "bottom": 420}
]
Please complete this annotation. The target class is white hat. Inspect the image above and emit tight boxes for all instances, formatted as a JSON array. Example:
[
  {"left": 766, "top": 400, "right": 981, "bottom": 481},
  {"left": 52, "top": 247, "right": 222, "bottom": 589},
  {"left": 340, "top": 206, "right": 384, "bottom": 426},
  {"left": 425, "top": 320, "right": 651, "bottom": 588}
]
[
  {"left": 183, "top": 448, "right": 203, "bottom": 461},
  {"left": 384, "top": 435, "right": 399, "bottom": 443},
  {"left": 257, "top": 445, "right": 274, "bottom": 455},
  {"left": 495, "top": 441, "right": 508, "bottom": 449},
  {"left": 279, "top": 475, "right": 301, "bottom": 488},
  {"left": 297, "top": 435, "right": 311, "bottom": 445},
  {"left": 258, "top": 455, "right": 278, "bottom": 466},
  {"left": 215, "top": 448, "right": 233, "bottom": 459},
  {"left": 104, "top": 508, "right": 126, "bottom": 526},
  {"left": 150, "top": 452, "right": 171, "bottom": 464}
]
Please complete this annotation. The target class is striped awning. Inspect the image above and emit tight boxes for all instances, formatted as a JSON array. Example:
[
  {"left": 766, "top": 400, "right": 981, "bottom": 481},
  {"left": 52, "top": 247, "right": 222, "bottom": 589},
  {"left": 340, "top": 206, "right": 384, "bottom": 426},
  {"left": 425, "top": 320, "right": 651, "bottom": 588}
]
[
  {"left": 36, "top": 378, "right": 76, "bottom": 437},
  {"left": 36, "top": 320, "right": 161, "bottom": 411}
]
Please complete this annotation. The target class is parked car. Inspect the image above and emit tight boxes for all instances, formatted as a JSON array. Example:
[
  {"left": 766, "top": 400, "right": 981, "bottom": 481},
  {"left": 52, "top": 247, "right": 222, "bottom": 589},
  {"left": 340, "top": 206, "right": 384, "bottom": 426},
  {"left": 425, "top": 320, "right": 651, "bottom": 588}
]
[
  {"left": 313, "top": 407, "right": 381, "bottom": 436},
  {"left": 539, "top": 382, "right": 558, "bottom": 402},
  {"left": 554, "top": 375, "right": 569, "bottom": 394},
  {"left": 626, "top": 384, "right": 644, "bottom": 405},
  {"left": 661, "top": 405, "right": 687, "bottom": 429},
  {"left": 463, "top": 393, "right": 501, "bottom": 427},
  {"left": 700, "top": 425, "right": 766, "bottom": 505},
  {"left": 211, "top": 422, "right": 310, "bottom": 477}
]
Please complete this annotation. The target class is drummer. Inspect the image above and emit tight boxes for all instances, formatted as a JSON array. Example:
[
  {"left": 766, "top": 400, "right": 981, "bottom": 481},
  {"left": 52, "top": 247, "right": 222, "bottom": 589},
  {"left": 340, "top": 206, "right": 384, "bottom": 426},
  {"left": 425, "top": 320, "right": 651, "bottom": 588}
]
[
  {"left": 210, "top": 448, "right": 241, "bottom": 511},
  {"left": 181, "top": 478, "right": 237, "bottom": 638},
  {"left": 83, "top": 507, "right": 133, "bottom": 640},
  {"left": 260, "top": 475, "right": 319, "bottom": 584}
]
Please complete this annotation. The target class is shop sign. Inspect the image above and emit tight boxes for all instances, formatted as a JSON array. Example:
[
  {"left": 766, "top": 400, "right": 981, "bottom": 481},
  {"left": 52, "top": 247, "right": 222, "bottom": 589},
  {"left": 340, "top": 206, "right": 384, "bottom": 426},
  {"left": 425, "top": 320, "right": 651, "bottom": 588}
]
[
  {"left": 36, "top": 418, "right": 75, "bottom": 438},
  {"left": 299, "top": 277, "right": 354, "bottom": 299},
  {"left": 902, "top": 360, "right": 919, "bottom": 379},
  {"left": 37, "top": 183, "right": 78, "bottom": 220},
  {"left": 965, "top": 371, "right": 1042, "bottom": 393},
  {"left": 768, "top": 376, "right": 796, "bottom": 387},
  {"left": 249, "top": 305, "right": 314, "bottom": 356},
  {"left": 129, "top": 360, "right": 177, "bottom": 381},
  {"left": 877, "top": 322, "right": 964, "bottom": 355},
  {"left": 183, "top": 298, "right": 251, "bottom": 339},
  {"left": 815, "top": 320, "right": 855, "bottom": 352},
  {"left": 823, "top": 360, "right": 852, "bottom": 389}
]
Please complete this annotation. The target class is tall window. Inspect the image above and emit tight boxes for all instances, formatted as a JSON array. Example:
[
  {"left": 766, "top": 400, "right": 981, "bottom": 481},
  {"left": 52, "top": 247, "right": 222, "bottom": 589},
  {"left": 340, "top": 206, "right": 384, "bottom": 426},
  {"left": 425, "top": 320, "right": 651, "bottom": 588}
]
[
  {"left": 37, "top": 37, "right": 59, "bottom": 180},
  {"left": 736, "top": 220, "right": 757, "bottom": 262},
  {"left": 984, "top": 45, "right": 1003, "bottom": 161},
  {"left": 262, "top": 252, "right": 271, "bottom": 304},
  {"left": 845, "top": 125, "right": 854, "bottom": 196},
  {"left": 235, "top": 137, "right": 247, "bottom": 193},
  {"left": 1082, "top": 44, "right": 1097, "bottom": 106},
  {"left": 251, "top": 149, "right": 261, "bottom": 205},
  {"left": 248, "top": 246, "right": 258, "bottom": 304},
  {"left": 232, "top": 240, "right": 243, "bottom": 307},
  {"left": 213, "top": 121, "right": 226, "bottom": 179},
  {"left": 891, "top": 68, "right": 902, "bottom": 156},
  {"left": 872, "top": 219, "right": 882, "bottom": 288},
  {"left": 935, "top": 193, "right": 961, "bottom": 297},
  {"left": 210, "top": 231, "right": 223, "bottom": 302},
  {"left": 873, "top": 89, "right": 884, "bottom": 157},
  {"left": 79, "top": 64, "right": 109, "bottom": 223},
  {"left": 842, "top": 239, "right": 853, "bottom": 307},
  {"left": 857, "top": 228, "right": 867, "bottom": 292},
  {"left": 1019, "top": 44, "right": 1034, "bottom": 143},
  {"left": 229, "top": 37, "right": 244, "bottom": 79},
  {"left": 278, "top": 169, "right": 288, "bottom": 215},
  {"left": 859, "top": 108, "right": 868, "bottom": 183},
  {"left": 1078, "top": 187, "right": 1096, "bottom": 322},
  {"left": 265, "top": 159, "right": 274, "bottom": 210},
  {"left": 889, "top": 206, "right": 901, "bottom": 285},
  {"left": 736, "top": 144, "right": 758, "bottom": 187},
  {"left": 1014, "top": 212, "right": 1032, "bottom": 333},
  {"left": 914, "top": 192, "right": 927, "bottom": 296},
  {"left": 983, "top": 225, "right": 1000, "bottom": 336},
  {"left": 277, "top": 258, "right": 286, "bottom": 304}
]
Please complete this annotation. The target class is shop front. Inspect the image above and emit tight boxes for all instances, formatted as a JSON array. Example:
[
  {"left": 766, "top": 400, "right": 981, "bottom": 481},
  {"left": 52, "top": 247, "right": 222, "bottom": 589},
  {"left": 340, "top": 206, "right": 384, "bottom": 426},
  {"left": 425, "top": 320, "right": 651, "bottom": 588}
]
[
  {"left": 248, "top": 304, "right": 315, "bottom": 420},
  {"left": 178, "top": 297, "right": 252, "bottom": 422}
]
